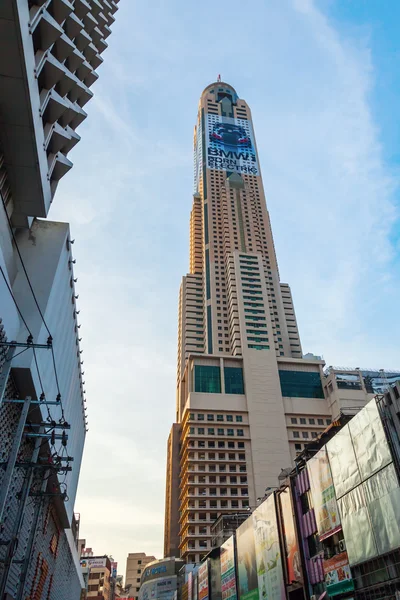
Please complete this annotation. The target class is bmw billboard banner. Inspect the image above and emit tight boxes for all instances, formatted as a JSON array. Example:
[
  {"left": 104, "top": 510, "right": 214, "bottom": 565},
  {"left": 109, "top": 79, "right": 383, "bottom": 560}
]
[{"left": 206, "top": 114, "right": 259, "bottom": 176}]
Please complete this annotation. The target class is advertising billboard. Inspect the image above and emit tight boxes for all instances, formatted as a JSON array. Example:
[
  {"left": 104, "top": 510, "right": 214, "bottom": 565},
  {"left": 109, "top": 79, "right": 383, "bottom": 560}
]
[
  {"left": 142, "top": 560, "right": 176, "bottom": 583},
  {"left": 279, "top": 489, "right": 303, "bottom": 585},
  {"left": 80, "top": 557, "right": 107, "bottom": 569},
  {"left": 198, "top": 562, "right": 209, "bottom": 600},
  {"left": 188, "top": 571, "right": 193, "bottom": 600},
  {"left": 221, "top": 536, "right": 237, "bottom": 600},
  {"left": 253, "top": 495, "right": 285, "bottom": 600},
  {"left": 206, "top": 114, "right": 259, "bottom": 176},
  {"left": 323, "top": 552, "right": 354, "bottom": 597},
  {"left": 307, "top": 447, "right": 341, "bottom": 541},
  {"left": 111, "top": 561, "right": 117, "bottom": 579},
  {"left": 236, "top": 515, "right": 258, "bottom": 600},
  {"left": 139, "top": 576, "right": 177, "bottom": 600}
]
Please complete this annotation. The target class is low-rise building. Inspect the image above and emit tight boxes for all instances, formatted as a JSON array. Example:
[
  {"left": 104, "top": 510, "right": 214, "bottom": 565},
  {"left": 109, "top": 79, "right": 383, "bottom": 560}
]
[{"left": 125, "top": 553, "right": 157, "bottom": 600}]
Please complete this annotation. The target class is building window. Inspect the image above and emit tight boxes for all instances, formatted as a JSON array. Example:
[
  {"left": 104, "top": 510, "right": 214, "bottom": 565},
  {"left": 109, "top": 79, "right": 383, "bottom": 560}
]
[
  {"left": 291, "top": 418, "right": 297, "bottom": 424},
  {"left": 317, "top": 418, "right": 324, "bottom": 425},
  {"left": 309, "top": 418, "right": 315, "bottom": 424},
  {"left": 208, "top": 428, "right": 215, "bottom": 435},
  {"left": 295, "top": 443, "right": 302, "bottom": 450},
  {"left": 311, "top": 432, "right": 318, "bottom": 438},
  {"left": 327, "top": 419, "right": 332, "bottom": 425},
  {"left": 207, "top": 414, "right": 214, "bottom": 421},
  {"left": 302, "top": 432, "right": 309, "bottom": 439},
  {"left": 278, "top": 370, "right": 324, "bottom": 399},
  {"left": 198, "top": 414, "right": 204, "bottom": 420},
  {"left": 195, "top": 365, "right": 221, "bottom": 393},
  {"left": 198, "top": 428, "right": 205, "bottom": 434},
  {"left": 237, "top": 429, "right": 244, "bottom": 436},
  {"left": 217, "top": 415, "right": 224, "bottom": 421},
  {"left": 236, "top": 416, "right": 243, "bottom": 422},
  {"left": 227, "top": 415, "right": 233, "bottom": 422},
  {"left": 218, "top": 429, "right": 224, "bottom": 436},
  {"left": 300, "top": 418, "right": 306, "bottom": 424},
  {"left": 227, "top": 429, "right": 234, "bottom": 436},
  {"left": 293, "top": 431, "right": 300, "bottom": 438},
  {"left": 190, "top": 427, "right": 195, "bottom": 434},
  {"left": 224, "top": 367, "right": 244, "bottom": 394}
]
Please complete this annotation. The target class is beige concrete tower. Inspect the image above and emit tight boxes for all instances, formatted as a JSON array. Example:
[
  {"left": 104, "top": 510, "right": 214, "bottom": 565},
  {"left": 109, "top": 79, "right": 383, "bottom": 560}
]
[{"left": 164, "top": 82, "right": 331, "bottom": 563}]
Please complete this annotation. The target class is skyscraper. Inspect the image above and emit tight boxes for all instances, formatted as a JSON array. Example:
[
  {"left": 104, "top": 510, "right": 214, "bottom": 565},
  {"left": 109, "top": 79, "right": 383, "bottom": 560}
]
[{"left": 164, "top": 81, "right": 333, "bottom": 562}]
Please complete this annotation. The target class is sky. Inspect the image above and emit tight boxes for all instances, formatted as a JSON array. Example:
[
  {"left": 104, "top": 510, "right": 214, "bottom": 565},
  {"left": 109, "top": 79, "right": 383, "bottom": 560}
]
[{"left": 50, "top": 0, "right": 400, "bottom": 575}]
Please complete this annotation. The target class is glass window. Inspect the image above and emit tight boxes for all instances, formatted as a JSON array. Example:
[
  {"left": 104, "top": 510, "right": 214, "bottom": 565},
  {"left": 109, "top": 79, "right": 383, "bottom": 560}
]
[
  {"left": 208, "top": 428, "right": 214, "bottom": 435},
  {"left": 302, "top": 432, "right": 309, "bottom": 439},
  {"left": 311, "top": 432, "right": 318, "bottom": 438},
  {"left": 227, "top": 429, "right": 234, "bottom": 436},
  {"left": 327, "top": 419, "right": 332, "bottom": 425},
  {"left": 237, "top": 430, "right": 244, "bottom": 436},
  {"left": 291, "top": 417, "right": 297, "bottom": 424},
  {"left": 198, "top": 428, "right": 204, "bottom": 434},
  {"left": 217, "top": 415, "right": 224, "bottom": 421},
  {"left": 318, "top": 418, "right": 324, "bottom": 425},
  {"left": 190, "top": 427, "right": 195, "bottom": 434},
  {"left": 300, "top": 418, "right": 306, "bottom": 424},
  {"left": 224, "top": 367, "right": 244, "bottom": 394},
  {"left": 198, "top": 414, "right": 204, "bottom": 420},
  {"left": 293, "top": 431, "right": 300, "bottom": 438},
  {"left": 218, "top": 441, "right": 225, "bottom": 448},
  {"left": 195, "top": 365, "right": 221, "bottom": 393},
  {"left": 236, "top": 415, "right": 243, "bottom": 422},
  {"left": 309, "top": 418, "right": 315, "bottom": 424},
  {"left": 207, "top": 414, "right": 214, "bottom": 421},
  {"left": 279, "top": 370, "right": 324, "bottom": 399},
  {"left": 295, "top": 443, "right": 302, "bottom": 450},
  {"left": 218, "top": 428, "right": 224, "bottom": 436},
  {"left": 227, "top": 415, "right": 233, "bottom": 422}
]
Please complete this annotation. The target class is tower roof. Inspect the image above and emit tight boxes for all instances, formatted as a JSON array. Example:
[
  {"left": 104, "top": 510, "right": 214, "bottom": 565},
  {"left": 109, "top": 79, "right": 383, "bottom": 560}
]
[{"left": 201, "top": 81, "right": 238, "bottom": 99}]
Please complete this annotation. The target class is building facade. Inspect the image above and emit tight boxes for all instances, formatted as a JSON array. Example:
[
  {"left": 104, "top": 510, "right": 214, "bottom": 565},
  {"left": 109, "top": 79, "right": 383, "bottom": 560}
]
[
  {"left": 125, "top": 553, "right": 157, "bottom": 600},
  {"left": 163, "top": 81, "right": 398, "bottom": 564},
  {"left": 0, "top": 0, "right": 119, "bottom": 597},
  {"left": 169, "top": 391, "right": 400, "bottom": 600}
]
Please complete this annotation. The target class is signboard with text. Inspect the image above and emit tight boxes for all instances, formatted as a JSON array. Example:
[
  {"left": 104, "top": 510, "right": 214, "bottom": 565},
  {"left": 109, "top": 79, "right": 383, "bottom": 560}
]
[
  {"left": 324, "top": 552, "right": 354, "bottom": 597},
  {"left": 206, "top": 114, "right": 259, "bottom": 176}
]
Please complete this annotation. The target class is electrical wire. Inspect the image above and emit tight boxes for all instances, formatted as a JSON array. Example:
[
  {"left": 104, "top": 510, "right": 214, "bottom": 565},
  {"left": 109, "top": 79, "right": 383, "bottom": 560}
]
[
  {"left": 0, "top": 265, "right": 32, "bottom": 337},
  {"left": 32, "top": 347, "right": 51, "bottom": 420},
  {"left": 5, "top": 347, "right": 30, "bottom": 361},
  {"left": 1, "top": 200, "right": 51, "bottom": 339},
  {"left": 0, "top": 199, "right": 66, "bottom": 421}
]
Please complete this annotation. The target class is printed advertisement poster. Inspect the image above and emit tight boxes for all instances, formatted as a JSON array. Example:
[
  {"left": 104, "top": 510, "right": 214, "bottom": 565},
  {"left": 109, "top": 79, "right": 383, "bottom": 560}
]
[
  {"left": 279, "top": 489, "right": 303, "bottom": 585},
  {"left": 188, "top": 571, "right": 193, "bottom": 600},
  {"left": 253, "top": 495, "right": 285, "bottom": 600},
  {"left": 323, "top": 552, "right": 354, "bottom": 597},
  {"left": 206, "top": 114, "right": 259, "bottom": 176},
  {"left": 307, "top": 447, "right": 341, "bottom": 541},
  {"left": 236, "top": 516, "right": 259, "bottom": 600},
  {"left": 139, "top": 577, "right": 177, "bottom": 600},
  {"left": 221, "top": 536, "right": 238, "bottom": 600},
  {"left": 111, "top": 561, "right": 118, "bottom": 579},
  {"left": 198, "top": 562, "right": 209, "bottom": 600}
]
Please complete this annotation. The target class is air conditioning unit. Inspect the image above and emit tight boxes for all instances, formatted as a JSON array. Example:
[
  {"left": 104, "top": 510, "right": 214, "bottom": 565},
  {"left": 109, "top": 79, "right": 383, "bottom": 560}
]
[{"left": 339, "top": 539, "right": 346, "bottom": 553}]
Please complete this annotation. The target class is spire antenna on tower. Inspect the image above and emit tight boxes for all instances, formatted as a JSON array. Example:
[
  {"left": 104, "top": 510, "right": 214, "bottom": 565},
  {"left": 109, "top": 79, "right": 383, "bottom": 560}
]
[{"left": 217, "top": 74, "right": 221, "bottom": 82}]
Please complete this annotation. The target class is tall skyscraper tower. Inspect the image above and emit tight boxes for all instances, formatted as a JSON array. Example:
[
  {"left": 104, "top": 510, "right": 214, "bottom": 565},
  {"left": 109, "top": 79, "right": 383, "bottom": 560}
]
[{"left": 164, "top": 82, "right": 330, "bottom": 562}]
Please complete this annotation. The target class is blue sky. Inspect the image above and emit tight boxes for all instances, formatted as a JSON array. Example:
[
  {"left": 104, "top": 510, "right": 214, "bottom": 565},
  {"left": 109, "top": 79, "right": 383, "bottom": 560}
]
[{"left": 51, "top": 0, "right": 400, "bottom": 573}]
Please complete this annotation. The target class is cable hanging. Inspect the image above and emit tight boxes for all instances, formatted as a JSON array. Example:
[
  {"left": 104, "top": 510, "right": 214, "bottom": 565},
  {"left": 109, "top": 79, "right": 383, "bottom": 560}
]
[{"left": 1, "top": 197, "right": 66, "bottom": 420}]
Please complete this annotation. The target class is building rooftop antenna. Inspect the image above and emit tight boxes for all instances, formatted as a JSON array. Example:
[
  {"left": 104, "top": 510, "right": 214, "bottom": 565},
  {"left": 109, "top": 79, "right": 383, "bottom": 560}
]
[{"left": 217, "top": 74, "right": 221, "bottom": 82}]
